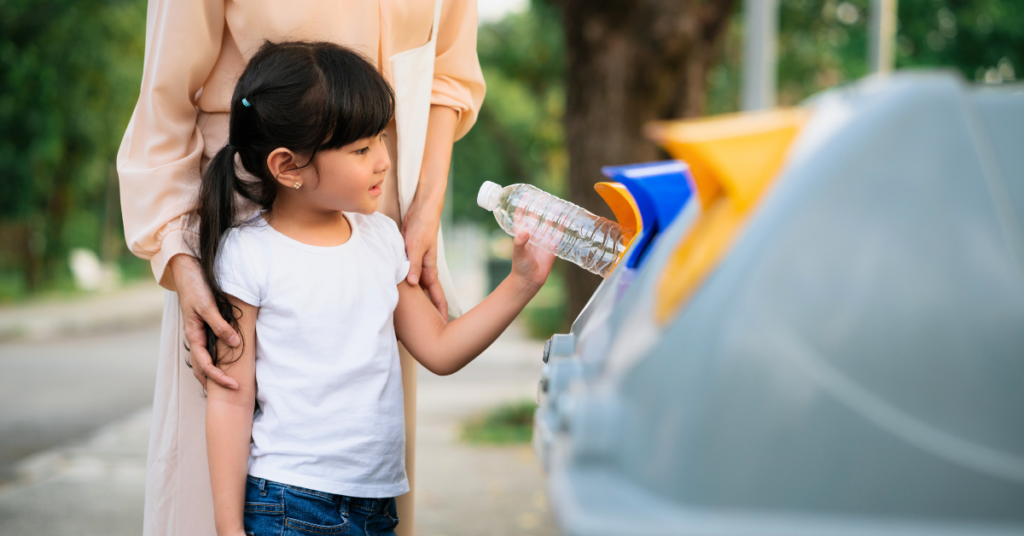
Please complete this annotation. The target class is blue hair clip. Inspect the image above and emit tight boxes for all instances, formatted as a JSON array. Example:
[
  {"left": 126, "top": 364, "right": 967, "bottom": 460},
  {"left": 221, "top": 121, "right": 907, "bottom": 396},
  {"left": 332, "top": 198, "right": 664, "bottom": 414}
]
[{"left": 241, "top": 98, "right": 251, "bottom": 108}]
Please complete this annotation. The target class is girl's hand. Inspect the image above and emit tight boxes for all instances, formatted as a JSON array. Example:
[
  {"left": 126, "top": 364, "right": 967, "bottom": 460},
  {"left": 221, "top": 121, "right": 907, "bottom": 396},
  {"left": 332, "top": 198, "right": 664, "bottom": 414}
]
[
  {"left": 169, "top": 254, "right": 240, "bottom": 390},
  {"left": 511, "top": 231, "right": 556, "bottom": 291}
]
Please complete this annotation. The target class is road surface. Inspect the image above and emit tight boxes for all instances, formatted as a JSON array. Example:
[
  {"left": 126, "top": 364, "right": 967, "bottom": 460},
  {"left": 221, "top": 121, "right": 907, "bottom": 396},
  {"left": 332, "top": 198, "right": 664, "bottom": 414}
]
[
  {"left": 0, "top": 322, "right": 557, "bottom": 536},
  {"left": 0, "top": 326, "right": 160, "bottom": 483}
]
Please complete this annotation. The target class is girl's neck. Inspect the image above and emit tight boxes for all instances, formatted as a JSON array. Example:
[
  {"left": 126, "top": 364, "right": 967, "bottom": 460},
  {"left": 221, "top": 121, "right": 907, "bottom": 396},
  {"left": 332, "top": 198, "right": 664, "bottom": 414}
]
[{"left": 266, "top": 198, "right": 352, "bottom": 247}]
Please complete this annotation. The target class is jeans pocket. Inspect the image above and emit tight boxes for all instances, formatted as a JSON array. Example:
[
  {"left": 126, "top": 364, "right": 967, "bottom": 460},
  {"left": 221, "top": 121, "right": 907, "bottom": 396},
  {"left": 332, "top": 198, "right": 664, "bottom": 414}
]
[
  {"left": 364, "top": 497, "right": 399, "bottom": 535},
  {"left": 282, "top": 487, "right": 349, "bottom": 535},
  {"left": 244, "top": 478, "right": 285, "bottom": 536},
  {"left": 383, "top": 498, "right": 400, "bottom": 528}
]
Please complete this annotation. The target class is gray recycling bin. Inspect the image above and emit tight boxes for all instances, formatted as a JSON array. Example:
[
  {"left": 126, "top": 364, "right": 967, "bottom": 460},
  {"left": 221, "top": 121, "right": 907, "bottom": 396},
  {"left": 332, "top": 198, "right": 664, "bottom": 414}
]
[{"left": 534, "top": 72, "right": 1024, "bottom": 535}]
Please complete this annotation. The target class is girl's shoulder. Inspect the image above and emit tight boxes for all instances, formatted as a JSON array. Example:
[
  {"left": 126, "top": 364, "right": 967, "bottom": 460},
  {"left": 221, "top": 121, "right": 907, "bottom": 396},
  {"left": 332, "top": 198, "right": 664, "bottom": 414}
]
[
  {"left": 349, "top": 212, "right": 402, "bottom": 241},
  {"left": 217, "top": 216, "right": 277, "bottom": 274},
  {"left": 348, "top": 212, "right": 408, "bottom": 268},
  {"left": 214, "top": 217, "right": 274, "bottom": 306},
  {"left": 221, "top": 215, "right": 273, "bottom": 250}
]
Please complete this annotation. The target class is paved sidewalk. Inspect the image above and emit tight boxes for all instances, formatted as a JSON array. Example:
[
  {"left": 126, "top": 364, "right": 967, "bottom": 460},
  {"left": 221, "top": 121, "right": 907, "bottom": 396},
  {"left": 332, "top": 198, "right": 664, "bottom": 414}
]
[
  {"left": 0, "top": 324, "right": 557, "bottom": 536},
  {"left": 0, "top": 410, "right": 149, "bottom": 535},
  {"left": 0, "top": 282, "right": 165, "bottom": 342},
  {"left": 415, "top": 324, "right": 557, "bottom": 536}
]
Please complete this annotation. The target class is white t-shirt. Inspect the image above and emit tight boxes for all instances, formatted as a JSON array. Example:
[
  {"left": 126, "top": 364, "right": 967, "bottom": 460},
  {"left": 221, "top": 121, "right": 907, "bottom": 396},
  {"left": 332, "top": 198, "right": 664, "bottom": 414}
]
[{"left": 214, "top": 212, "right": 411, "bottom": 498}]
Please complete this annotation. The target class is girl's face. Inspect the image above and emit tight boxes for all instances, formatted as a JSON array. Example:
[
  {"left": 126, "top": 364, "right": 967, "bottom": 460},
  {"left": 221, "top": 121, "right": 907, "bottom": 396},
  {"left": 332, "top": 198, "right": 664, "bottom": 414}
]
[{"left": 288, "top": 132, "right": 391, "bottom": 215}]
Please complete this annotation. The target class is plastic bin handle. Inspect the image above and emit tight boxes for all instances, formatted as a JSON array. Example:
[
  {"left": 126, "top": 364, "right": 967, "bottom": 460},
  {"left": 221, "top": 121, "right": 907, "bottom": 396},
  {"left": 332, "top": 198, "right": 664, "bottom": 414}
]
[{"left": 594, "top": 182, "right": 642, "bottom": 239}]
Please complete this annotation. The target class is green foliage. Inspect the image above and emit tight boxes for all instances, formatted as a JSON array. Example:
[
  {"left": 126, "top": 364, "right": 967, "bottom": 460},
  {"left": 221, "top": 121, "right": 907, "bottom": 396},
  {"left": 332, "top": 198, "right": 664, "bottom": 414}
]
[
  {"left": 4, "top": 0, "right": 1018, "bottom": 301},
  {"left": 896, "top": 0, "right": 1022, "bottom": 82},
  {"left": 0, "top": 0, "right": 146, "bottom": 295},
  {"left": 460, "top": 399, "right": 537, "bottom": 445},
  {"left": 450, "top": 0, "right": 567, "bottom": 228},
  {"left": 707, "top": 0, "right": 1023, "bottom": 112}
]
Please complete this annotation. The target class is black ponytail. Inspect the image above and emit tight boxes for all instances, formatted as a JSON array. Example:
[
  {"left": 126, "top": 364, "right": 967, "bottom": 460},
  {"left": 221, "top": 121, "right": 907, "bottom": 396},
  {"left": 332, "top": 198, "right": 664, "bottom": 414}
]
[
  {"left": 188, "top": 41, "right": 395, "bottom": 367},
  {"left": 193, "top": 144, "right": 246, "bottom": 362}
]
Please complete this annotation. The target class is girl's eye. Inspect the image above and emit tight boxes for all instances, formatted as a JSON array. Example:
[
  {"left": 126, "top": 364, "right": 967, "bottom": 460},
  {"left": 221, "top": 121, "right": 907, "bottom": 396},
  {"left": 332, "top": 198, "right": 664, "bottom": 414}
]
[{"left": 356, "top": 147, "right": 370, "bottom": 155}]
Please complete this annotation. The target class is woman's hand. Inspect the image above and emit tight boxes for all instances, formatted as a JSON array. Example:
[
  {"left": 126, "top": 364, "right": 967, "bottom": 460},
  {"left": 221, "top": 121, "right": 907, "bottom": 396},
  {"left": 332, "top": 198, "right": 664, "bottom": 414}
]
[
  {"left": 169, "top": 254, "right": 241, "bottom": 390},
  {"left": 510, "top": 231, "right": 556, "bottom": 291},
  {"left": 401, "top": 200, "right": 448, "bottom": 320}
]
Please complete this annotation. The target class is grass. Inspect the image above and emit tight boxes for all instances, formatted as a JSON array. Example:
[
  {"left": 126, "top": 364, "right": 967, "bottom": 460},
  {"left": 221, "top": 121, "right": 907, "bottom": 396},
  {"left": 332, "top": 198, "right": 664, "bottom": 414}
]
[{"left": 460, "top": 399, "right": 537, "bottom": 445}]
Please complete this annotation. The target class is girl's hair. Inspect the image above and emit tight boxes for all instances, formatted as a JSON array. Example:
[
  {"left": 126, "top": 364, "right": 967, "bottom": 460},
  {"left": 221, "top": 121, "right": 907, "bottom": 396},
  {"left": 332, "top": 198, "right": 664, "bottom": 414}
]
[{"left": 190, "top": 40, "right": 395, "bottom": 366}]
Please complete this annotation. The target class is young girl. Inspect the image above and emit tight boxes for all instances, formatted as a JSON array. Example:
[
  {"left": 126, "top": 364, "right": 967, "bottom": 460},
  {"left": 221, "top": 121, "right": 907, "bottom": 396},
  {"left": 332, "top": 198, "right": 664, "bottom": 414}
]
[{"left": 195, "top": 41, "right": 553, "bottom": 536}]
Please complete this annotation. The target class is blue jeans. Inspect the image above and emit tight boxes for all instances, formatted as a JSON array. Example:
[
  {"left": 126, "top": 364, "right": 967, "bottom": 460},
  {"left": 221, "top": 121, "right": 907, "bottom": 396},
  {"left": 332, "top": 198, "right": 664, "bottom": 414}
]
[{"left": 243, "top": 477, "right": 400, "bottom": 536}]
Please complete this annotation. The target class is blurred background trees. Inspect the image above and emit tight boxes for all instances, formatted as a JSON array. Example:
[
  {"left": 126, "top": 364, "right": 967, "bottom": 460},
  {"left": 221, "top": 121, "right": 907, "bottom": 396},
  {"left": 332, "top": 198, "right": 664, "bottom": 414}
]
[
  {"left": 458, "top": 0, "right": 1023, "bottom": 328},
  {"left": 0, "top": 0, "right": 147, "bottom": 299},
  {"left": 553, "top": 0, "right": 736, "bottom": 317},
  {"left": 0, "top": 0, "right": 1021, "bottom": 319}
]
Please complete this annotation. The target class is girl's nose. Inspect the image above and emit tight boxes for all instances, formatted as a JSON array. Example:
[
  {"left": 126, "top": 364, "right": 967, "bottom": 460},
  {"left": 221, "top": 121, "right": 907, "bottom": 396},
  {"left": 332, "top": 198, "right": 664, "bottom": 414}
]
[{"left": 376, "top": 150, "right": 391, "bottom": 175}]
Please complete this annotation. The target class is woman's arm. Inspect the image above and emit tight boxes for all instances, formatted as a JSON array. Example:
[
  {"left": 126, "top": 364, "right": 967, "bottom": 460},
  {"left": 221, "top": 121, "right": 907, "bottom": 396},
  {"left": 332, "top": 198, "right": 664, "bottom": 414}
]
[
  {"left": 394, "top": 231, "right": 555, "bottom": 375},
  {"left": 206, "top": 294, "right": 258, "bottom": 536},
  {"left": 401, "top": 105, "right": 458, "bottom": 319},
  {"left": 117, "top": 0, "right": 225, "bottom": 289},
  {"left": 403, "top": 0, "right": 488, "bottom": 319},
  {"left": 118, "top": 0, "right": 239, "bottom": 389}
]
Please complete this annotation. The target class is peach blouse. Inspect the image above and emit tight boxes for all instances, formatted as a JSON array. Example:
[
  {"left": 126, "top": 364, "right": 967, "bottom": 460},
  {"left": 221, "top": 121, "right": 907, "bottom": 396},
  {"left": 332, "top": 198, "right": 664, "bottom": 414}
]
[{"left": 117, "top": 0, "right": 485, "bottom": 287}]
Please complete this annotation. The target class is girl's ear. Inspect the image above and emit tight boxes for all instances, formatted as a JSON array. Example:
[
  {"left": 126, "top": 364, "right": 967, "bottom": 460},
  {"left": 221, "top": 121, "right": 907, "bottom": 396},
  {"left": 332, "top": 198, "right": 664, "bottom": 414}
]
[{"left": 267, "top": 148, "right": 303, "bottom": 189}]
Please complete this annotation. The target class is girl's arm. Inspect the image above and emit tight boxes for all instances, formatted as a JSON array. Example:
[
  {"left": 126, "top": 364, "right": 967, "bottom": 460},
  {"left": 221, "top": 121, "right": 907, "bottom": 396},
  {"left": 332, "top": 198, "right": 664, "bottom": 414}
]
[
  {"left": 206, "top": 295, "right": 258, "bottom": 536},
  {"left": 395, "top": 231, "right": 555, "bottom": 375}
]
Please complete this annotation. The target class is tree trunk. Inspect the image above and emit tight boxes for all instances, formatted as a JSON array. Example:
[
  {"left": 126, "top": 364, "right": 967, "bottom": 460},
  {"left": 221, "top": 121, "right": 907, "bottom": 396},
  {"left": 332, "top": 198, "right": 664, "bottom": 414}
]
[{"left": 551, "top": 0, "right": 736, "bottom": 320}]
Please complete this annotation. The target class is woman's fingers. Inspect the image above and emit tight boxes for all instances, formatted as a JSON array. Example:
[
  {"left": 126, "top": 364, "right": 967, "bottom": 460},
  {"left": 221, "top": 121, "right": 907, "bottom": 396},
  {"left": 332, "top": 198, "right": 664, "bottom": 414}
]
[
  {"left": 182, "top": 305, "right": 239, "bottom": 390},
  {"left": 406, "top": 233, "right": 448, "bottom": 319},
  {"left": 406, "top": 240, "right": 423, "bottom": 286},
  {"left": 188, "top": 341, "right": 239, "bottom": 391},
  {"left": 192, "top": 366, "right": 207, "bottom": 391},
  {"left": 184, "top": 326, "right": 211, "bottom": 390},
  {"left": 170, "top": 253, "right": 239, "bottom": 390},
  {"left": 199, "top": 350, "right": 239, "bottom": 390},
  {"left": 203, "top": 306, "right": 241, "bottom": 347},
  {"left": 418, "top": 247, "right": 448, "bottom": 318},
  {"left": 186, "top": 328, "right": 239, "bottom": 391},
  {"left": 423, "top": 276, "right": 448, "bottom": 321},
  {"left": 194, "top": 308, "right": 240, "bottom": 390}
]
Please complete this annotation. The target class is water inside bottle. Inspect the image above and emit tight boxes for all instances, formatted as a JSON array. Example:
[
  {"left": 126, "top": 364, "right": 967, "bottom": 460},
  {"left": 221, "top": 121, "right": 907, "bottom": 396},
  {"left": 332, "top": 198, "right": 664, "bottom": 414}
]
[{"left": 504, "top": 188, "right": 632, "bottom": 277}]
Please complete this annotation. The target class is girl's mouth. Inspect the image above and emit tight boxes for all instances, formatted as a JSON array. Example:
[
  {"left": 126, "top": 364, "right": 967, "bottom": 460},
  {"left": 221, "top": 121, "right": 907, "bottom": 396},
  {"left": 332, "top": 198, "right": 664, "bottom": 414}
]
[{"left": 369, "top": 182, "right": 383, "bottom": 196}]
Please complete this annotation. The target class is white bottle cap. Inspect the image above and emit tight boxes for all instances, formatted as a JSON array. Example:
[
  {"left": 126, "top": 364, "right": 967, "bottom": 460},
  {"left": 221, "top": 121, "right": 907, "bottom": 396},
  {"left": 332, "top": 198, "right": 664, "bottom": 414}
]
[{"left": 477, "top": 181, "right": 502, "bottom": 211}]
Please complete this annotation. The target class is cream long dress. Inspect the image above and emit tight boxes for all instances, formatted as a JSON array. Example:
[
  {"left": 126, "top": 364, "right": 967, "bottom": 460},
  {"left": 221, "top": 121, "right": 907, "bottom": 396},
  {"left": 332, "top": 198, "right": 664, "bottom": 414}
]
[{"left": 116, "top": 1, "right": 485, "bottom": 535}]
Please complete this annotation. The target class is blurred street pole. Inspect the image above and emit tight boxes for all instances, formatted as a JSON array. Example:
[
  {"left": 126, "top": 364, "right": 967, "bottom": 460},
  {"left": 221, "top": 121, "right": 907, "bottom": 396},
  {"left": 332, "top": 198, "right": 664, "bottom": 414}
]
[
  {"left": 742, "top": 0, "right": 779, "bottom": 111},
  {"left": 869, "top": 0, "right": 898, "bottom": 74}
]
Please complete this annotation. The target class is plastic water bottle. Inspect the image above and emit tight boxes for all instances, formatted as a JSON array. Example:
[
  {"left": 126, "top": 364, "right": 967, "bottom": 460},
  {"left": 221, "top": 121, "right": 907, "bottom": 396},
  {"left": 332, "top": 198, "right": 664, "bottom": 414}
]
[{"left": 477, "top": 181, "right": 635, "bottom": 278}]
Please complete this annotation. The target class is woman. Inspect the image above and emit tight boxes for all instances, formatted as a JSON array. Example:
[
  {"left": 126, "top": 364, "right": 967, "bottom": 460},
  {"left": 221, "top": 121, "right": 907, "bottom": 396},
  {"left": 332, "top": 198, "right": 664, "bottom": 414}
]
[{"left": 116, "top": 1, "right": 484, "bottom": 535}]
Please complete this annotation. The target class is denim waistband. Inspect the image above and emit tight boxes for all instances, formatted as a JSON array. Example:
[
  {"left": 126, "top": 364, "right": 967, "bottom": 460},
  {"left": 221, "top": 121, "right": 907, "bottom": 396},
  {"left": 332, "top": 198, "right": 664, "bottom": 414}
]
[{"left": 246, "top": 475, "right": 393, "bottom": 512}]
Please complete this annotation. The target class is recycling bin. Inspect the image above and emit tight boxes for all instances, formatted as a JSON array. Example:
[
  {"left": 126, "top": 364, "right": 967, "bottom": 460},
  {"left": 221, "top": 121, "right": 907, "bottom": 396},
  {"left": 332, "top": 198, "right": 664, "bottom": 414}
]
[{"left": 534, "top": 72, "right": 1024, "bottom": 535}]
